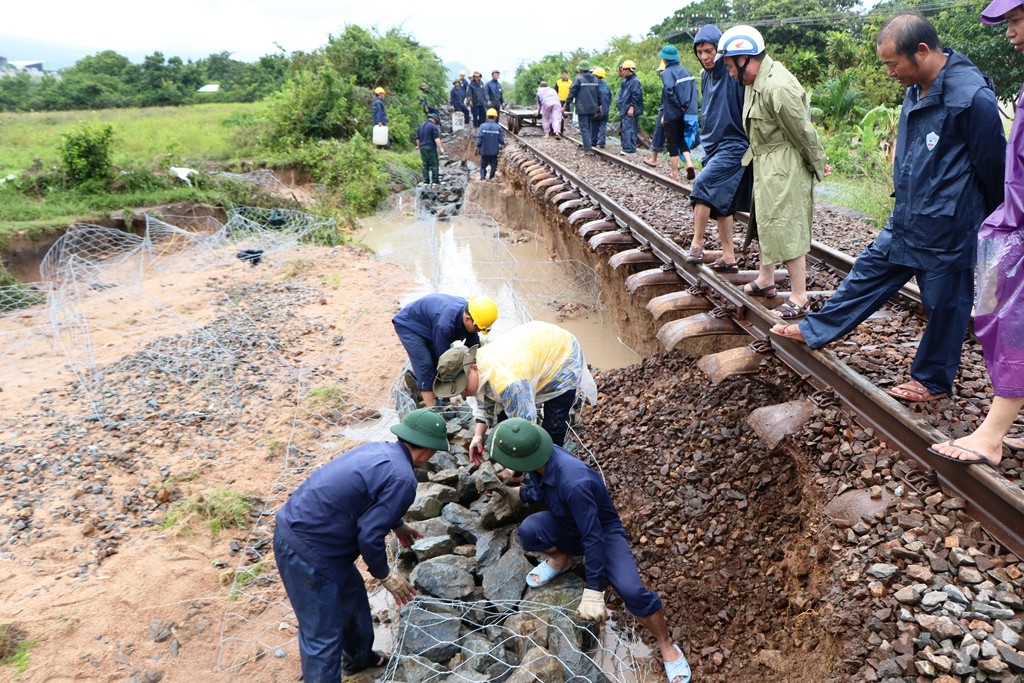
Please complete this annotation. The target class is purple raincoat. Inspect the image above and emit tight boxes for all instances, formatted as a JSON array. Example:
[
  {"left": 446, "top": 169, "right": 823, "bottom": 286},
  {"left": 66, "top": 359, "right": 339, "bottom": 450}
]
[{"left": 975, "top": 83, "right": 1024, "bottom": 398}]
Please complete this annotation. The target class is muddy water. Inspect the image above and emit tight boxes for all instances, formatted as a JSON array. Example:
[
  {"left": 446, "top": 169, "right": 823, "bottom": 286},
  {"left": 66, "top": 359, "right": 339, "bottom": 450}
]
[{"left": 356, "top": 205, "right": 640, "bottom": 370}]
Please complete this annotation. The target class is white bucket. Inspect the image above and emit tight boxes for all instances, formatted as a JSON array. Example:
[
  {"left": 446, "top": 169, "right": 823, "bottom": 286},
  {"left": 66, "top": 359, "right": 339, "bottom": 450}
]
[{"left": 372, "top": 125, "right": 389, "bottom": 146}]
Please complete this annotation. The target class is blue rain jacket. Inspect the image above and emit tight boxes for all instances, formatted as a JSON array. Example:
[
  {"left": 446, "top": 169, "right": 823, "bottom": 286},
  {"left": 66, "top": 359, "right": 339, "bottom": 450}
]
[
  {"left": 660, "top": 60, "right": 697, "bottom": 122},
  {"left": 477, "top": 121, "right": 505, "bottom": 156},
  {"left": 372, "top": 98, "right": 388, "bottom": 126},
  {"left": 450, "top": 84, "right": 466, "bottom": 107},
  {"left": 595, "top": 79, "right": 612, "bottom": 120},
  {"left": 566, "top": 72, "right": 600, "bottom": 116},
  {"left": 468, "top": 80, "right": 487, "bottom": 106},
  {"left": 889, "top": 50, "right": 1005, "bottom": 273},
  {"left": 520, "top": 446, "right": 628, "bottom": 592},
  {"left": 393, "top": 294, "right": 480, "bottom": 390},
  {"left": 484, "top": 79, "right": 504, "bottom": 109},
  {"left": 617, "top": 73, "right": 643, "bottom": 117},
  {"left": 276, "top": 441, "right": 417, "bottom": 583}
]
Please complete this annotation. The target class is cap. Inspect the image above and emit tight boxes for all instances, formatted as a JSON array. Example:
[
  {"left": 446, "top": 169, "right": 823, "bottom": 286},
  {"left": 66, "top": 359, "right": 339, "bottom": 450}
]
[
  {"left": 658, "top": 45, "right": 680, "bottom": 61},
  {"left": 433, "top": 345, "right": 478, "bottom": 397},
  {"left": 485, "top": 419, "right": 553, "bottom": 473},
  {"left": 390, "top": 408, "right": 451, "bottom": 451},
  {"left": 981, "top": 0, "right": 1023, "bottom": 23}
]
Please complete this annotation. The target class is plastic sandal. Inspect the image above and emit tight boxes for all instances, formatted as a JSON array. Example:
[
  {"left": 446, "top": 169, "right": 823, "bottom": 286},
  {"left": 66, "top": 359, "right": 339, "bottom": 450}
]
[
  {"left": 525, "top": 560, "right": 567, "bottom": 588},
  {"left": 743, "top": 281, "right": 777, "bottom": 298},
  {"left": 773, "top": 299, "right": 810, "bottom": 320},
  {"left": 664, "top": 644, "right": 692, "bottom": 683},
  {"left": 927, "top": 440, "right": 989, "bottom": 465}
]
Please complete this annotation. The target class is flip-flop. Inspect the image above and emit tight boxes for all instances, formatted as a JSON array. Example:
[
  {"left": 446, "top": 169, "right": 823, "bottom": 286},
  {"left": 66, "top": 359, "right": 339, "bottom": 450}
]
[
  {"left": 769, "top": 323, "right": 806, "bottom": 342},
  {"left": 525, "top": 560, "right": 567, "bottom": 588},
  {"left": 1003, "top": 436, "right": 1024, "bottom": 452},
  {"left": 743, "top": 281, "right": 777, "bottom": 298},
  {"left": 643, "top": 159, "right": 658, "bottom": 168},
  {"left": 664, "top": 644, "right": 692, "bottom": 683},
  {"left": 927, "top": 440, "right": 989, "bottom": 465},
  {"left": 887, "top": 380, "right": 947, "bottom": 403}
]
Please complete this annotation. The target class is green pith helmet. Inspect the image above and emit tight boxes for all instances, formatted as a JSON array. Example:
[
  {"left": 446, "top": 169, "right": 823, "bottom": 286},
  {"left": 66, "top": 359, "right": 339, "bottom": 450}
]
[
  {"left": 391, "top": 408, "right": 450, "bottom": 451},
  {"left": 486, "top": 418, "right": 553, "bottom": 472}
]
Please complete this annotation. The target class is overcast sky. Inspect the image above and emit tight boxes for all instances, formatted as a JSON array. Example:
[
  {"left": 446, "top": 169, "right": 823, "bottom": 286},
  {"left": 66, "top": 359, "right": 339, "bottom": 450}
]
[{"left": 2, "top": 1, "right": 676, "bottom": 74}]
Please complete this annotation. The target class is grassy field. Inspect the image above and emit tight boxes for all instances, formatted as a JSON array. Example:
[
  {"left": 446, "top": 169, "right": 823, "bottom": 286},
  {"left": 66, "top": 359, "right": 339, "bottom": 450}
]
[{"left": 0, "top": 102, "right": 263, "bottom": 173}]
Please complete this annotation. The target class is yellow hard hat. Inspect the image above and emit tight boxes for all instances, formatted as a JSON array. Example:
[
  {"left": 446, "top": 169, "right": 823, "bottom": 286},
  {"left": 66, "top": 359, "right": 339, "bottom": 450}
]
[
  {"left": 459, "top": 70, "right": 466, "bottom": 76},
  {"left": 593, "top": 67, "right": 606, "bottom": 78},
  {"left": 467, "top": 295, "right": 498, "bottom": 332},
  {"left": 374, "top": 87, "right": 386, "bottom": 95},
  {"left": 620, "top": 59, "right": 636, "bottom": 70},
  {"left": 486, "top": 108, "right": 498, "bottom": 118}
]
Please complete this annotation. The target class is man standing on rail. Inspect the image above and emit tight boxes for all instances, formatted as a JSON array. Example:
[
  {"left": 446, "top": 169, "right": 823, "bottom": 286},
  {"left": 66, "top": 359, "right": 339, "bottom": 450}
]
[
  {"left": 432, "top": 320, "right": 597, "bottom": 460},
  {"left": 657, "top": 44, "right": 699, "bottom": 181},
  {"left": 563, "top": 61, "right": 601, "bottom": 155},
  {"left": 591, "top": 66, "right": 613, "bottom": 149},
  {"left": 468, "top": 71, "right": 487, "bottom": 127},
  {"left": 771, "top": 14, "right": 1006, "bottom": 404},
  {"left": 393, "top": 293, "right": 498, "bottom": 408},
  {"left": 617, "top": 60, "right": 643, "bottom": 155},
  {"left": 719, "top": 25, "right": 827, "bottom": 321},
  {"left": 684, "top": 24, "right": 750, "bottom": 272},
  {"left": 485, "top": 419, "right": 692, "bottom": 683},
  {"left": 485, "top": 70, "right": 504, "bottom": 113},
  {"left": 274, "top": 408, "right": 450, "bottom": 682}
]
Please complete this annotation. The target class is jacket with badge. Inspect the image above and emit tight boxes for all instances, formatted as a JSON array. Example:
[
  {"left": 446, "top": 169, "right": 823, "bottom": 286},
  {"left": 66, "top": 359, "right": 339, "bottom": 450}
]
[
  {"left": 565, "top": 72, "right": 600, "bottom": 115},
  {"left": 484, "top": 79, "right": 504, "bottom": 109},
  {"left": 617, "top": 72, "right": 643, "bottom": 117},
  {"left": 889, "top": 49, "right": 1006, "bottom": 273},
  {"left": 468, "top": 80, "right": 486, "bottom": 107},
  {"left": 477, "top": 120, "right": 505, "bottom": 156}
]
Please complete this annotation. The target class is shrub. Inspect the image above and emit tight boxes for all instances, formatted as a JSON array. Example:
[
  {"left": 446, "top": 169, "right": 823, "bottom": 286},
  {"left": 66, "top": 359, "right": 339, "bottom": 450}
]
[{"left": 58, "top": 124, "right": 114, "bottom": 188}]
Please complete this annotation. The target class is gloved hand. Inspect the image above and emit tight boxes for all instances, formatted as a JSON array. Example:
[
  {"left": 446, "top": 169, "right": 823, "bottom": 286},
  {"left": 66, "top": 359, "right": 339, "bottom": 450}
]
[
  {"left": 394, "top": 523, "right": 422, "bottom": 548},
  {"left": 495, "top": 485, "right": 523, "bottom": 514},
  {"left": 577, "top": 588, "right": 607, "bottom": 624},
  {"left": 469, "top": 433, "right": 486, "bottom": 465},
  {"left": 382, "top": 572, "right": 416, "bottom": 604}
]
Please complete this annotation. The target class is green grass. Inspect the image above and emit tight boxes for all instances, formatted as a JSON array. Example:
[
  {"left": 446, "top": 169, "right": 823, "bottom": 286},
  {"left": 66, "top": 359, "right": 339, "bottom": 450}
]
[
  {"left": 162, "top": 489, "right": 255, "bottom": 535},
  {"left": 229, "top": 558, "right": 270, "bottom": 600},
  {"left": 0, "top": 102, "right": 265, "bottom": 173},
  {"left": 817, "top": 174, "right": 895, "bottom": 228},
  {"left": 0, "top": 624, "right": 34, "bottom": 678}
]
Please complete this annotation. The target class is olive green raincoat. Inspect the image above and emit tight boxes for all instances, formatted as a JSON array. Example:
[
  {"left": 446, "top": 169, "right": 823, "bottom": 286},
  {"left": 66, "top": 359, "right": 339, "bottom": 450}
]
[{"left": 741, "top": 55, "right": 826, "bottom": 264}]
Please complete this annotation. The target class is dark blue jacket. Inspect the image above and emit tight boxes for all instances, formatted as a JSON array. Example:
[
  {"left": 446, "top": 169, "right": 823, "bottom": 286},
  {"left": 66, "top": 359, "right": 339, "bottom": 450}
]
[
  {"left": 566, "top": 72, "right": 600, "bottom": 115},
  {"left": 392, "top": 294, "right": 480, "bottom": 358},
  {"left": 450, "top": 85, "right": 466, "bottom": 107},
  {"left": 661, "top": 60, "right": 698, "bottom": 121},
  {"left": 477, "top": 121, "right": 505, "bottom": 156},
  {"left": 694, "top": 26, "right": 746, "bottom": 158},
  {"left": 484, "top": 79, "right": 503, "bottom": 109},
  {"left": 520, "top": 446, "right": 628, "bottom": 592},
  {"left": 617, "top": 73, "right": 643, "bottom": 117},
  {"left": 372, "top": 98, "right": 387, "bottom": 126},
  {"left": 889, "top": 50, "right": 1005, "bottom": 272},
  {"left": 276, "top": 441, "right": 417, "bottom": 583},
  {"left": 595, "top": 79, "right": 612, "bottom": 121},
  {"left": 468, "top": 80, "right": 486, "bottom": 107},
  {"left": 416, "top": 119, "right": 441, "bottom": 148}
]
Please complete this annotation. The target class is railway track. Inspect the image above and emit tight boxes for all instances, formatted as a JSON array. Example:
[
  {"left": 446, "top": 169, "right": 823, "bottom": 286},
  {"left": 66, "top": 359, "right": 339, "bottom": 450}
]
[{"left": 501, "top": 128, "right": 1024, "bottom": 559}]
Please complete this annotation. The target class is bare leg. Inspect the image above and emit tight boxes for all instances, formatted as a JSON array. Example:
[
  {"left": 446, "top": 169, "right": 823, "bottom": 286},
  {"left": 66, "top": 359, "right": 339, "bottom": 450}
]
[
  {"left": 683, "top": 151, "right": 694, "bottom": 175},
  {"left": 420, "top": 389, "right": 437, "bottom": 408},
  {"left": 669, "top": 155, "right": 680, "bottom": 180},
  {"left": 690, "top": 203, "right": 711, "bottom": 251},
  {"left": 782, "top": 255, "right": 807, "bottom": 308},
  {"left": 931, "top": 396, "right": 1024, "bottom": 465},
  {"left": 716, "top": 215, "right": 736, "bottom": 263},
  {"left": 634, "top": 610, "right": 684, "bottom": 672},
  {"left": 745, "top": 262, "right": 776, "bottom": 292},
  {"left": 649, "top": 151, "right": 659, "bottom": 165}
]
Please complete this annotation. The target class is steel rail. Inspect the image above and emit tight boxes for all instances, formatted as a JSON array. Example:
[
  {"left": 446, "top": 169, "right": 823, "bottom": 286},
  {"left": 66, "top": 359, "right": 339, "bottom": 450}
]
[{"left": 509, "top": 133, "right": 1024, "bottom": 559}]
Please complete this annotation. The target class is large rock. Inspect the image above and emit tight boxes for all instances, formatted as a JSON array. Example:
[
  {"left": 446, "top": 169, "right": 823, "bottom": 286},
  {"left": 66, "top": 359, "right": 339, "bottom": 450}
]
[
  {"left": 475, "top": 528, "right": 511, "bottom": 571},
  {"left": 528, "top": 571, "right": 585, "bottom": 619},
  {"left": 407, "top": 482, "right": 458, "bottom": 521},
  {"left": 398, "top": 602, "right": 461, "bottom": 663},
  {"left": 502, "top": 613, "right": 549, "bottom": 659},
  {"left": 483, "top": 545, "right": 533, "bottom": 604},
  {"left": 505, "top": 646, "right": 565, "bottom": 683},
  {"left": 461, "top": 636, "right": 509, "bottom": 674},
  {"left": 396, "top": 653, "right": 449, "bottom": 682},
  {"left": 411, "top": 555, "right": 476, "bottom": 600},
  {"left": 442, "top": 502, "right": 484, "bottom": 543},
  {"left": 546, "top": 611, "right": 606, "bottom": 682},
  {"left": 412, "top": 535, "right": 456, "bottom": 561}
]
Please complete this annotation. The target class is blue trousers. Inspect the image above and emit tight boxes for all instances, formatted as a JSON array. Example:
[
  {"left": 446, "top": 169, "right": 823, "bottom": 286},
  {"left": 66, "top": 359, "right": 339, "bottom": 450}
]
[
  {"left": 799, "top": 229, "right": 973, "bottom": 395},
  {"left": 480, "top": 154, "right": 498, "bottom": 179},
  {"left": 590, "top": 117, "right": 607, "bottom": 148},
  {"left": 577, "top": 114, "right": 595, "bottom": 150},
  {"left": 620, "top": 114, "right": 638, "bottom": 153},
  {"left": 393, "top": 322, "right": 436, "bottom": 391},
  {"left": 540, "top": 388, "right": 576, "bottom": 446},
  {"left": 519, "top": 511, "right": 662, "bottom": 617},
  {"left": 472, "top": 105, "right": 486, "bottom": 127},
  {"left": 273, "top": 530, "right": 375, "bottom": 682}
]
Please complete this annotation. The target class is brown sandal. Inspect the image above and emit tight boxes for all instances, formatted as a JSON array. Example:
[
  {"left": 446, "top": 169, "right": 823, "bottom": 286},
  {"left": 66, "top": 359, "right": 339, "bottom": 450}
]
[{"left": 709, "top": 257, "right": 738, "bottom": 273}]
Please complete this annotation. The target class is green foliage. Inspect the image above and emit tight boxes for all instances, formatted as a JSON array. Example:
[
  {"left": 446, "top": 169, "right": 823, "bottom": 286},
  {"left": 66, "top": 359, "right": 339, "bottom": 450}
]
[
  {"left": 812, "top": 72, "right": 866, "bottom": 130},
  {"left": 0, "top": 625, "right": 35, "bottom": 678},
  {"left": 298, "top": 135, "right": 389, "bottom": 215},
  {"left": 58, "top": 124, "right": 114, "bottom": 188},
  {"left": 162, "top": 489, "right": 255, "bottom": 535},
  {"left": 229, "top": 558, "right": 269, "bottom": 600}
]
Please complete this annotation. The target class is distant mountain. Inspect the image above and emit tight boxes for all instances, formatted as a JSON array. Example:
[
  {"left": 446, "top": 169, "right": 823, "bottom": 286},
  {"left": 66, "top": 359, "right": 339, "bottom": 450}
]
[{"left": 445, "top": 61, "right": 470, "bottom": 82}]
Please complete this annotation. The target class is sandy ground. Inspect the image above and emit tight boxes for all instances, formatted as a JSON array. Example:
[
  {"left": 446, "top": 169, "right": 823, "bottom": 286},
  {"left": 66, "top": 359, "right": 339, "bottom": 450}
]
[{"left": 0, "top": 240, "right": 418, "bottom": 682}]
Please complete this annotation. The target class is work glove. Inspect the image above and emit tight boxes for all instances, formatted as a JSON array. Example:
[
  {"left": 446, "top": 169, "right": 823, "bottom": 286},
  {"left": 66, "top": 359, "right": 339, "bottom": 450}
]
[
  {"left": 496, "top": 485, "right": 523, "bottom": 515},
  {"left": 382, "top": 572, "right": 416, "bottom": 605},
  {"left": 469, "top": 433, "right": 486, "bottom": 465},
  {"left": 577, "top": 588, "right": 607, "bottom": 624},
  {"left": 394, "top": 523, "right": 422, "bottom": 548}
]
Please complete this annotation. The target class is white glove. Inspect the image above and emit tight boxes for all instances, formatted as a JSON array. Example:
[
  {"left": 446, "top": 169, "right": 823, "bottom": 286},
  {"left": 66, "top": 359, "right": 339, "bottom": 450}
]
[
  {"left": 577, "top": 588, "right": 607, "bottom": 624},
  {"left": 382, "top": 572, "right": 416, "bottom": 604}
]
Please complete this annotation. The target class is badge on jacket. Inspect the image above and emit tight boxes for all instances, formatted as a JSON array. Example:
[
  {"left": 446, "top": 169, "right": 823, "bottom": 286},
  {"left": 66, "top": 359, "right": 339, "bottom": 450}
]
[{"left": 926, "top": 131, "right": 939, "bottom": 151}]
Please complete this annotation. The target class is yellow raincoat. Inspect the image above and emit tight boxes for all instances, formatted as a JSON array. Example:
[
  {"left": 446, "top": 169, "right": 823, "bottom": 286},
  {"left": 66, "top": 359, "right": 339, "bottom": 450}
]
[{"left": 472, "top": 321, "right": 598, "bottom": 426}]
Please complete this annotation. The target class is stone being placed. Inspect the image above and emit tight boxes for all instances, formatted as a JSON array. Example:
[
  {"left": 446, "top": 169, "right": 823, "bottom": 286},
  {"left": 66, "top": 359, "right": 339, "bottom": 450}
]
[{"left": 410, "top": 555, "right": 476, "bottom": 600}]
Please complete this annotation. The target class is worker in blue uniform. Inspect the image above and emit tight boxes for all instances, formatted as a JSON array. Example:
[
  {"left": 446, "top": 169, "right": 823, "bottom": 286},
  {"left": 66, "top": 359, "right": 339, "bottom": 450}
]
[
  {"left": 484, "top": 70, "right": 504, "bottom": 112},
  {"left": 684, "top": 25, "right": 750, "bottom": 271},
  {"left": 477, "top": 108, "right": 506, "bottom": 180},
  {"left": 590, "top": 67, "right": 613, "bottom": 149},
  {"left": 371, "top": 87, "right": 389, "bottom": 149},
  {"left": 450, "top": 79, "right": 471, "bottom": 128},
  {"left": 658, "top": 44, "right": 699, "bottom": 181},
  {"left": 393, "top": 293, "right": 498, "bottom": 407},
  {"left": 563, "top": 61, "right": 601, "bottom": 154},
  {"left": 274, "top": 408, "right": 451, "bottom": 683},
  {"left": 415, "top": 111, "right": 445, "bottom": 184},
  {"left": 772, "top": 14, "right": 1006, "bottom": 403},
  {"left": 468, "top": 71, "right": 487, "bottom": 127},
  {"left": 617, "top": 60, "right": 643, "bottom": 155},
  {"left": 487, "top": 419, "right": 692, "bottom": 683}
]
